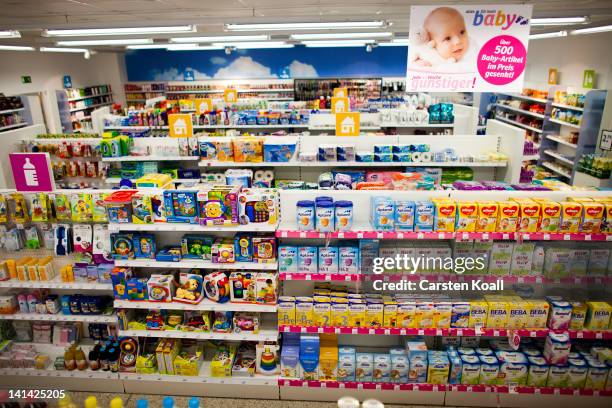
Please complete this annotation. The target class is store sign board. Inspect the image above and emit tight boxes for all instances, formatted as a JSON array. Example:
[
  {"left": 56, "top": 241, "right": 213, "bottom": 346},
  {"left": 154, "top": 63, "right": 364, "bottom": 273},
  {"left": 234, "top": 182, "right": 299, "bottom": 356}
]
[
  {"left": 547, "top": 68, "right": 558, "bottom": 85},
  {"left": 195, "top": 98, "right": 213, "bottom": 114},
  {"left": 335, "top": 112, "right": 360, "bottom": 136},
  {"left": 20, "top": 76, "right": 31, "bottom": 84},
  {"left": 63, "top": 75, "right": 72, "bottom": 89},
  {"left": 184, "top": 69, "right": 195, "bottom": 81},
  {"left": 599, "top": 130, "right": 612, "bottom": 151},
  {"left": 407, "top": 4, "right": 533, "bottom": 92},
  {"left": 583, "top": 70, "right": 595, "bottom": 89},
  {"left": 333, "top": 88, "right": 348, "bottom": 98},
  {"left": 224, "top": 89, "right": 238, "bottom": 103},
  {"left": 168, "top": 113, "right": 193, "bottom": 138},
  {"left": 9, "top": 153, "right": 56, "bottom": 192},
  {"left": 331, "top": 97, "right": 349, "bottom": 113}
]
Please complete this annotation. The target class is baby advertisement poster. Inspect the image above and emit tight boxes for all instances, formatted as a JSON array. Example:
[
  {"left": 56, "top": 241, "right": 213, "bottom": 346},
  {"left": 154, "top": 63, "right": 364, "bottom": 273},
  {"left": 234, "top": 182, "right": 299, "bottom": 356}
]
[{"left": 407, "top": 4, "right": 533, "bottom": 92}]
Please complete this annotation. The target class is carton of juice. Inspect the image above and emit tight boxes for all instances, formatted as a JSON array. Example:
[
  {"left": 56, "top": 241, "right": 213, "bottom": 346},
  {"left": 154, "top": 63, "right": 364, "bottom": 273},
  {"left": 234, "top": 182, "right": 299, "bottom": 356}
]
[
  {"left": 559, "top": 202, "right": 582, "bottom": 233},
  {"left": 455, "top": 201, "right": 478, "bottom": 232},
  {"left": 433, "top": 199, "right": 457, "bottom": 232},
  {"left": 538, "top": 200, "right": 561, "bottom": 232},
  {"left": 580, "top": 202, "right": 604, "bottom": 233},
  {"left": 497, "top": 202, "right": 520, "bottom": 232},
  {"left": 476, "top": 202, "right": 499, "bottom": 232},
  {"left": 514, "top": 199, "right": 540, "bottom": 232}
]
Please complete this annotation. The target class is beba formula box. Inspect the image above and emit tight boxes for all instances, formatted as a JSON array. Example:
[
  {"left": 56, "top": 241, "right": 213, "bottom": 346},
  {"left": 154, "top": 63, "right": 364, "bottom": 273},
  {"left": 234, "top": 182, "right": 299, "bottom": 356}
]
[
  {"left": 585, "top": 301, "right": 612, "bottom": 330},
  {"left": 527, "top": 356, "right": 550, "bottom": 387},
  {"left": 570, "top": 301, "right": 587, "bottom": 330},
  {"left": 468, "top": 301, "right": 489, "bottom": 328},
  {"left": 486, "top": 301, "right": 509, "bottom": 328}
]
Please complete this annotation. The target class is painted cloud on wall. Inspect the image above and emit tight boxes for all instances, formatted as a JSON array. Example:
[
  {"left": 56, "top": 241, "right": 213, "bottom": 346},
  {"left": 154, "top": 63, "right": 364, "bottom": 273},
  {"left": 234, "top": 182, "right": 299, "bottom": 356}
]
[
  {"left": 151, "top": 67, "right": 210, "bottom": 80},
  {"left": 213, "top": 56, "right": 276, "bottom": 78},
  {"left": 210, "top": 56, "right": 227, "bottom": 65},
  {"left": 288, "top": 60, "right": 318, "bottom": 78}
]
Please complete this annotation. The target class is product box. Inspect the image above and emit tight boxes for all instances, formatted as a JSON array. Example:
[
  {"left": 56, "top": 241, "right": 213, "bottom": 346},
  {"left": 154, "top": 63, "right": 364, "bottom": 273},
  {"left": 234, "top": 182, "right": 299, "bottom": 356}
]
[
  {"left": 297, "top": 246, "right": 318, "bottom": 273},
  {"left": 396, "top": 301, "right": 416, "bottom": 328},
  {"left": 546, "top": 364, "right": 569, "bottom": 387},
  {"left": 570, "top": 301, "right": 587, "bottom": 330},
  {"left": 434, "top": 302, "right": 452, "bottom": 329},
  {"left": 547, "top": 301, "right": 572, "bottom": 330},
  {"left": 507, "top": 301, "right": 530, "bottom": 329},
  {"left": 486, "top": 301, "right": 509, "bottom": 328},
  {"left": 585, "top": 301, "right": 612, "bottom": 330},
  {"left": 497, "top": 202, "right": 520, "bottom": 232},
  {"left": 427, "top": 354, "right": 450, "bottom": 384},
  {"left": 415, "top": 301, "right": 435, "bottom": 328},
  {"left": 544, "top": 332, "right": 571, "bottom": 366},
  {"left": 337, "top": 346, "right": 356, "bottom": 381},
  {"left": 338, "top": 246, "right": 359, "bottom": 274},
  {"left": 406, "top": 341, "right": 428, "bottom": 383},
  {"left": 347, "top": 301, "right": 366, "bottom": 327},
  {"left": 479, "top": 355, "right": 500, "bottom": 385},
  {"left": 366, "top": 301, "right": 384, "bottom": 328},
  {"left": 460, "top": 355, "right": 481, "bottom": 385},
  {"left": 455, "top": 201, "right": 478, "bottom": 232},
  {"left": 559, "top": 202, "right": 582, "bottom": 233},
  {"left": 469, "top": 301, "right": 489, "bottom": 328},
  {"left": 299, "top": 335, "right": 320, "bottom": 380},
  {"left": 488, "top": 242, "right": 513, "bottom": 276},
  {"left": 355, "top": 353, "right": 374, "bottom": 382},
  {"left": 567, "top": 358, "right": 588, "bottom": 389},
  {"left": 451, "top": 302, "right": 471, "bottom": 328},
  {"left": 477, "top": 202, "right": 499, "bottom": 232},
  {"left": 538, "top": 200, "right": 561, "bottom": 232},
  {"left": 527, "top": 356, "right": 550, "bottom": 387},
  {"left": 295, "top": 297, "right": 314, "bottom": 326},
  {"left": 497, "top": 351, "right": 528, "bottom": 385},
  {"left": 434, "top": 199, "right": 456, "bottom": 232},
  {"left": 516, "top": 200, "right": 540, "bottom": 232},
  {"left": 414, "top": 201, "right": 435, "bottom": 232},
  {"left": 395, "top": 200, "right": 415, "bottom": 231},
  {"left": 318, "top": 246, "right": 339, "bottom": 274},
  {"left": 528, "top": 300, "right": 550, "bottom": 328},
  {"left": 511, "top": 243, "right": 535, "bottom": 276},
  {"left": 373, "top": 353, "right": 391, "bottom": 382},
  {"left": 330, "top": 300, "right": 349, "bottom": 327},
  {"left": 585, "top": 359, "right": 608, "bottom": 390},
  {"left": 319, "top": 341, "right": 338, "bottom": 381},
  {"left": 390, "top": 353, "right": 409, "bottom": 383},
  {"left": 278, "top": 246, "right": 298, "bottom": 273},
  {"left": 580, "top": 202, "right": 604, "bottom": 233}
]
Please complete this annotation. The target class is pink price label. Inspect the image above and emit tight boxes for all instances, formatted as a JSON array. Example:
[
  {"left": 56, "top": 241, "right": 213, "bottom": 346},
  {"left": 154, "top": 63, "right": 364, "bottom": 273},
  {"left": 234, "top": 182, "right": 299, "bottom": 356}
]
[{"left": 477, "top": 35, "right": 527, "bottom": 85}]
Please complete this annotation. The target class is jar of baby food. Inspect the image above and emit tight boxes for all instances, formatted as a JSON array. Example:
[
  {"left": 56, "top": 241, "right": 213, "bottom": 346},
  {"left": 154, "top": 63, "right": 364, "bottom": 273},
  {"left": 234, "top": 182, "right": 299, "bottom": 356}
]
[
  {"left": 296, "top": 200, "right": 315, "bottom": 231},
  {"left": 334, "top": 200, "right": 353, "bottom": 231},
  {"left": 316, "top": 201, "right": 335, "bottom": 232}
]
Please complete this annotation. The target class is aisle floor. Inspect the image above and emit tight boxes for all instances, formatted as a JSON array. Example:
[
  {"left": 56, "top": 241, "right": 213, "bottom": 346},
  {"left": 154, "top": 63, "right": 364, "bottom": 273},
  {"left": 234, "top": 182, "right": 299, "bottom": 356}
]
[{"left": 65, "top": 392, "right": 448, "bottom": 408}]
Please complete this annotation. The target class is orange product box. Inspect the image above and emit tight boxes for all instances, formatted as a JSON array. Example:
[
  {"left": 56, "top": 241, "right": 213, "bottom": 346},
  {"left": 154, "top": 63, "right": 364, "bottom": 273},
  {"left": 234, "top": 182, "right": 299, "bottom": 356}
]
[
  {"left": 603, "top": 203, "right": 612, "bottom": 233},
  {"left": 567, "top": 197, "right": 593, "bottom": 202},
  {"left": 514, "top": 199, "right": 540, "bottom": 232},
  {"left": 476, "top": 202, "right": 499, "bottom": 232},
  {"left": 538, "top": 201, "right": 561, "bottom": 232},
  {"left": 559, "top": 202, "right": 582, "bottom": 233},
  {"left": 433, "top": 199, "right": 456, "bottom": 232},
  {"left": 497, "top": 201, "right": 520, "bottom": 232},
  {"left": 455, "top": 201, "right": 478, "bottom": 232},
  {"left": 580, "top": 202, "right": 604, "bottom": 233}
]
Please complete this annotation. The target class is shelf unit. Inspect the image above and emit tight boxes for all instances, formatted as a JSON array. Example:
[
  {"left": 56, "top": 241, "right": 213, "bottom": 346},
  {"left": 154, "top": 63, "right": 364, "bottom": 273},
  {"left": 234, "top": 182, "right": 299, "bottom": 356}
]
[
  {"left": 108, "top": 222, "right": 278, "bottom": 233},
  {"left": 114, "top": 299, "right": 277, "bottom": 313},
  {"left": 57, "top": 84, "right": 114, "bottom": 133},
  {"left": 0, "top": 313, "right": 116, "bottom": 323},
  {"left": 0, "top": 279, "right": 112, "bottom": 291},
  {"left": 113, "top": 258, "right": 278, "bottom": 271},
  {"left": 117, "top": 327, "right": 278, "bottom": 342}
]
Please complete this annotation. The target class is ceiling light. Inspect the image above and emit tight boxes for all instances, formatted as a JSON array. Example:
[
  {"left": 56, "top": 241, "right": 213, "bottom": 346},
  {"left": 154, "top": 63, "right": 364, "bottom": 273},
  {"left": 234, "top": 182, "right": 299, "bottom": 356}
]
[
  {"left": 44, "top": 26, "right": 195, "bottom": 37},
  {"left": 170, "top": 35, "right": 268, "bottom": 43},
  {"left": 126, "top": 44, "right": 173, "bottom": 49},
  {"left": 211, "top": 41, "right": 294, "bottom": 49},
  {"left": 0, "top": 45, "right": 35, "bottom": 51},
  {"left": 226, "top": 21, "right": 386, "bottom": 31},
  {"left": 56, "top": 38, "right": 153, "bottom": 46},
  {"left": 302, "top": 40, "right": 375, "bottom": 47},
  {"left": 571, "top": 24, "right": 612, "bottom": 35},
  {"left": 378, "top": 38, "right": 410, "bottom": 46},
  {"left": 167, "top": 44, "right": 225, "bottom": 51},
  {"left": 528, "top": 31, "right": 567, "bottom": 40},
  {"left": 0, "top": 30, "right": 20, "bottom": 38},
  {"left": 291, "top": 32, "right": 392, "bottom": 40},
  {"left": 531, "top": 17, "right": 588, "bottom": 26},
  {"left": 40, "top": 47, "right": 89, "bottom": 53}
]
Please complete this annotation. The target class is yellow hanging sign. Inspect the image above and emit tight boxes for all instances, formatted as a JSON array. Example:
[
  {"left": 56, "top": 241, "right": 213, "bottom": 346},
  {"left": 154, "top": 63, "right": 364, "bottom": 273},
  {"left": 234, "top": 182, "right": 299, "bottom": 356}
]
[
  {"left": 335, "top": 112, "right": 360, "bottom": 137},
  {"left": 331, "top": 97, "right": 349, "bottom": 113},
  {"left": 168, "top": 113, "right": 193, "bottom": 138},
  {"left": 224, "top": 89, "right": 238, "bottom": 103},
  {"left": 333, "top": 87, "right": 348, "bottom": 98},
  {"left": 195, "top": 98, "right": 213, "bottom": 114}
]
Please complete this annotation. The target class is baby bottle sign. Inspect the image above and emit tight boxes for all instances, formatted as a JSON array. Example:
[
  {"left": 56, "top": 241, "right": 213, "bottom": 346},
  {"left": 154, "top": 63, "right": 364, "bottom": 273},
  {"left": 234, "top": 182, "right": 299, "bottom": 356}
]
[{"left": 407, "top": 4, "right": 533, "bottom": 92}]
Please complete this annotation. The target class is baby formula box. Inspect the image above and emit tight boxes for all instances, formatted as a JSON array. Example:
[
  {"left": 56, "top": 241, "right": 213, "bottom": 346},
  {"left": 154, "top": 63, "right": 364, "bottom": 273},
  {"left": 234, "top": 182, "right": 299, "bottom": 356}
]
[
  {"left": 298, "top": 246, "right": 318, "bottom": 273},
  {"left": 585, "top": 301, "right": 612, "bottom": 330},
  {"left": 451, "top": 302, "right": 471, "bottom": 328},
  {"left": 318, "top": 246, "right": 339, "bottom": 274},
  {"left": 334, "top": 201, "right": 353, "bottom": 231},
  {"left": 355, "top": 353, "right": 374, "bottom": 382},
  {"left": 316, "top": 201, "right": 334, "bottom": 232},
  {"left": 497, "top": 201, "right": 520, "bottom": 232},
  {"left": 434, "top": 199, "right": 457, "bottom": 232},
  {"left": 538, "top": 200, "right": 561, "bottom": 232},
  {"left": 338, "top": 246, "right": 359, "bottom": 274},
  {"left": 547, "top": 300, "right": 572, "bottom": 330},
  {"left": 414, "top": 201, "right": 434, "bottom": 232},
  {"left": 497, "top": 351, "right": 529, "bottom": 385},
  {"left": 528, "top": 300, "right": 550, "bottom": 328},
  {"left": 479, "top": 355, "right": 500, "bottom": 385},
  {"left": 477, "top": 201, "right": 499, "bottom": 232},
  {"left": 469, "top": 301, "right": 489, "bottom": 328},
  {"left": 455, "top": 201, "right": 478, "bottom": 232},
  {"left": 544, "top": 332, "right": 571, "bottom": 366},
  {"left": 394, "top": 200, "right": 415, "bottom": 231},
  {"left": 567, "top": 358, "right": 588, "bottom": 389},
  {"left": 527, "top": 356, "right": 550, "bottom": 387},
  {"left": 372, "top": 353, "right": 391, "bottom": 383},
  {"left": 449, "top": 356, "right": 463, "bottom": 384},
  {"left": 580, "top": 202, "right": 604, "bottom": 233},
  {"left": 337, "top": 346, "right": 356, "bottom": 382},
  {"left": 585, "top": 359, "right": 608, "bottom": 390},
  {"left": 460, "top": 355, "right": 481, "bottom": 385},
  {"left": 278, "top": 246, "right": 298, "bottom": 273},
  {"left": 296, "top": 200, "right": 315, "bottom": 231},
  {"left": 547, "top": 364, "right": 569, "bottom": 387},
  {"left": 390, "top": 353, "right": 409, "bottom": 383},
  {"left": 559, "top": 202, "right": 582, "bottom": 233},
  {"left": 569, "top": 301, "right": 587, "bottom": 330},
  {"left": 515, "top": 199, "right": 540, "bottom": 232},
  {"left": 370, "top": 197, "right": 395, "bottom": 231}
]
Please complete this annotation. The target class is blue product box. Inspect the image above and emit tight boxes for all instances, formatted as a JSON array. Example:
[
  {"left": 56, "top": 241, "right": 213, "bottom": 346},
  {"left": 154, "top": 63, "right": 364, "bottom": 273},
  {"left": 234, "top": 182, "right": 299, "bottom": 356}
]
[
  {"left": 356, "top": 152, "right": 374, "bottom": 162},
  {"left": 374, "top": 145, "right": 392, "bottom": 154},
  {"left": 414, "top": 201, "right": 435, "bottom": 232},
  {"left": 359, "top": 239, "right": 380, "bottom": 274},
  {"left": 374, "top": 153, "right": 393, "bottom": 162},
  {"left": 300, "top": 335, "right": 320, "bottom": 380},
  {"left": 395, "top": 200, "right": 415, "bottom": 231},
  {"left": 278, "top": 246, "right": 298, "bottom": 273},
  {"left": 393, "top": 145, "right": 412, "bottom": 153},
  {"left": 264, "top": 143, "right": 296, "bottom": 162},
  {"left": 393, "top": 153, "right": 412, "bottom": 162},
  {"left": 391, "top": 354, "right": 410, "bottom": 383},
  {"left": 338, "top": 346, "right": 356, "bottom": 381},
  {"left": 371, "top": 196, "right": 395, "bottom": 231},
  {"left": 97, "top": 264, "right": 113, "bottom": 284},
  {"left": 336, "top": 145, "right": 355, "bottom": 162},
  {"left": 449, "top": 356, "right": 463, "bottom": 384},
  {"left": 318, "top": 246, "right": 339, "bottom": 274},
  {"left": 234, "top": 234, "right": 253, "bottom": 262},
  {"left": 281, "top": 344, "right": 300, "bottom": 379},
  {"left": 298, "top": 246, "right": 318, "bottom": 273},
  {"left": 163, "top": 191, "right": 199, "bottom": 224},
  {"left": 339, "top": 245, "right": 359, "bottom": 274},
  {"left": 133, "top": 234, "right": 156, "bottom": 259},
  {"left": 356, "top": 353, "right": 374, "bottom": 382}
]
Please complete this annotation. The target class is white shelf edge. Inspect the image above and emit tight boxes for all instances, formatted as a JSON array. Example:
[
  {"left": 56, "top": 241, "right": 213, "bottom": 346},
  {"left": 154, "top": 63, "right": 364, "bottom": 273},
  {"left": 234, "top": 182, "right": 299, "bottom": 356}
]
[
  {"left": 101, "top": 156, "right": 199, "bottom": 162},
  {"left": 542, "top": 161, "right": 572, "bottom": 179},
  {"left": 117, "top": 328, "right": 278, "bottom": 342},
  {"left": 495, "top": 116, "right": 543, "bottom": 134},
  {"left": 69, "top": 101, "right": 113, "bottom": 113},
  {"left": 495, "top": 104, "right": 545, "bottom": 119},
  {"left": 67, "top": 92, "right": 112, "bottom": 102},
  {"left": 114, "top": 299, "right": 277, "bottom": 313},
  {"left": 199, "top": 160, "right": 506, "bottom": 168},
  {"left": 543, "top": 149, "right": 575, "bottom": 165},
  {"left": 497, "top": 93, "right": 548, "bottom": 104},
  {"left": 113, "top": 258, "right": 278, "bottom": 271},
  {"left": 0, "top": 107, "right": 25, "bottom": 115},
  {"left": 0, "top": 313, "right": 116, "bottom": 323},
  {"left": 0, "top": 279, "right": 112, "bottom": 290},
  {"left": 0, "top": 122, "right": 28, "bottom": 131},
  {"left": 108, "top": 222, "right": 278, "bottom": 232},
  {"left": 546, "top": 135, "right": 578, "bottom": 149},
  {"left": 551, "top": 102, "right": 584, "bottom": 112},
  {"left": 549, "top": 117, "right": 581, "bottom": 129}
]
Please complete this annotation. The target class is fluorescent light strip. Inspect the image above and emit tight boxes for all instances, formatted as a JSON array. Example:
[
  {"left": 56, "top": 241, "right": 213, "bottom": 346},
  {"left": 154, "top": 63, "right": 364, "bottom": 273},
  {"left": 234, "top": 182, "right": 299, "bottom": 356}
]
[
  {"left": 56, "top": 38, "right": 153, "bottom": 46},
  {"left": 170, "top": 35, "right": 268, "bottom": 43},
  {"left": 211, "top": 41, "right": 293, "bottom": 49},
  {"left": 126, "top": 44, "right": 174, "bottom": 50},
  {"left": 291, "top": 32, "right": 392, "bottom": 40},
  {"left": 40, "top": 47, "right": 89, "bottom": 53},
  {"left": 167, "top": 45, "right": 224, "bottom": 51},
  {"left": 529, "top": 31, "right": 567, "bottom": 40},
  {"left": 378, "top": 38, "right": 410, "bottom": 46},
  {"left": 571, "top": 24, "right": 612, "bottom": 35},
  {"left": 531, "top": 17, "right": 588, "bottom": 26},
  {"left": 44, "top": 26, "right": 194, "bottom": 37},
  {"left": 0, "top": 30, "right": 20, "bottom": 39},
  {"left": 0, "top": 45, "right": 35, "bottom": 51},
  {"left": 301, "top": 40, "right": 375, "bottom": 46},
  {"left": 226, "top": 21, "right": 385, "bottom": 31}
]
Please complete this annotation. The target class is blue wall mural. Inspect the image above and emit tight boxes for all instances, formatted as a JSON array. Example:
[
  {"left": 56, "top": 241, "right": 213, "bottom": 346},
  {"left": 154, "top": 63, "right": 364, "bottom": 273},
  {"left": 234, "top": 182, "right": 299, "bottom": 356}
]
[{"left": 125, "top": 45, "right": 408, "bottom": 81}]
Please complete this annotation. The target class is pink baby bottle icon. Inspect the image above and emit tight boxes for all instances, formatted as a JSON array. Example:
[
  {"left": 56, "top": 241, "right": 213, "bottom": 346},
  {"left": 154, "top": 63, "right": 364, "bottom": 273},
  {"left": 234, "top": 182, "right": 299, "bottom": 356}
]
[{"left": 23, "top": 157, "right": 39, "bottom": 186}]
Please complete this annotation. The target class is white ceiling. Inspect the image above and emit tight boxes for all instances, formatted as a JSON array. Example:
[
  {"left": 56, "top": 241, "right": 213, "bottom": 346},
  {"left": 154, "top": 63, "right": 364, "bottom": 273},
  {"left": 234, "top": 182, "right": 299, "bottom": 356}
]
[{"left": 1, "top": 0, "right": 611, "bottom": 49}]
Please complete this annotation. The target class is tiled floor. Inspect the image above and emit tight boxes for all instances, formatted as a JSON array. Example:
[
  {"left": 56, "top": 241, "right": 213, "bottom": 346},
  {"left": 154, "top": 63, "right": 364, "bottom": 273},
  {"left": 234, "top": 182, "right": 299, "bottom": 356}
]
[{"left": 64, "top": 392, "right": 446, "bottom": 408}]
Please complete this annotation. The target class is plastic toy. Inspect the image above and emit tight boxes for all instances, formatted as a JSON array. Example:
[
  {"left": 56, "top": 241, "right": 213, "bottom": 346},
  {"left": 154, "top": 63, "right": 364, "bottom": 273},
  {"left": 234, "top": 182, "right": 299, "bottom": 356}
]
[
  {"left": 175, "top": 273, "right": 204, "bottom": 304},
  {"left": 256, "top": 273, "right": 277, "bottom": 305},
  {"left": 166, "top": 311, "right": 183, "bottom": 329},
  {"left": 92, "top": 193, "right": 109, "bottom": 223},
  {"left": 229, "top": 272, "right": 256, "bottom": 303},
  {"left": 126, "top": 278, "right": 148, "bottom": 300},
  {"left": 238, "top": 188, "right": 279, "bottom": 226},
  {"left": 119, "top": 337, "right": 138, "bottom": 373},
  {"left": 104, "top": 191, "right": 137, "bottom": 224},
  {"left": 30, "top": 193, "right": 50, "bottom": 222},
  {"left": 150, "top": 193, "right": 166, "bottom": 223},
  {"left": 146, "top": 311, "right": 165, "bottom": 330},
  {"left": 210, "top": 343, "right": 237, "bottom": 377},
  {"left": 11, "top": 193, "right": 29, "bottom": 223},
  {"left": 53, "top": 194, "right": 72, "bottom": 221},
  {"left": 211, "top": 239, "right": 235, "bottom": 263},
  {"left": 204, "top": 271, "right": 230, "bottom": 303},
  {"left": 197, "top": 186, "right": 240, "bottom": 226},
  {"left": 252, "top": 237, "right": 277, "bottom": 263},
  {"left": 163, "top": 191, "right": 198, "bottom": 224},
  {"left": 111, "top": 233, "right": 134, "bottom": 259},
  {"left": 111, "top": 267, "right": 132, "bottom": 299},
  {"left": 147, "top": 275, "right": 175, "bottom": 302},
  {"left": 232, "top": 312, "right": 260, "bottom": 333},
  {"left": 212, "top": 311, "right": 233, "bottom": 333},
  {"left": 133, "top": 234, "right": 156, "bottom": 259},
  {"left": 136, "top": 173, "right": 172, "bottom": 188},
  {"left": 132, "top": 194, "right": 153, "bottom": 224},
  {"left": 256, "top": 343, "right": 279, "bottom": 375},
  {"left": 73, "top": 224, "right": 93, "bottom": 253},
  {"left": 71, "top": 193, "right": 93, "bottom": 222},
  {"left": 24, "top": 226, "right": 41, "bottom": 249},
  {"left": 234, "top": 234, "right": 253, "bottom": 262},
  {"left": 180, "top": 235, "right": 213, "bottom": 260},
  {"left": 181, "top": 311, "right": 211, "bottom": 332},
  {"left": 156, "top": 246, "right": 182, "bottom": 262}
]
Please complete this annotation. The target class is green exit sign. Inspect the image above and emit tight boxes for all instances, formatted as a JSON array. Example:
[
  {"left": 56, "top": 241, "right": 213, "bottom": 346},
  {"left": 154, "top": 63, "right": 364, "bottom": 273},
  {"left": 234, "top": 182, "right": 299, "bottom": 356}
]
[{"left": 21, "top": 75, "right": 31, "bottom": 84}]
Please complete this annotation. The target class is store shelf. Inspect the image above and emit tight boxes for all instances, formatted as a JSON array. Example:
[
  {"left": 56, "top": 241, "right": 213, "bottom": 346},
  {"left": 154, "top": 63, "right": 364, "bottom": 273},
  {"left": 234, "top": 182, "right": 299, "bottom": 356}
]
[
  {"left": 67, "top": 92, "right": 112, "bottom": 102},
  {"left": 546, "top": 135, "right": 578, "bottom": 149},
  {"left": 101, "top": 156, "right": 199, "bottom": 162},
  {"left": 495, "top": 104, "right": 545, "bottom": 119},
  {"left": 108, "top": 222, "right": 278, "bottom": 233},
  {"left": 114, "top": 299, "right": 277, "bottom": 313},
  {"left": 279, "top": 273, "right": 612, "bottom": 285},
  {"left": 166, "top": 89, "right": 292, "bottom": 94},
  {"left": 194, "top": 124, "right": 309, "bottom": 129},
  {"left": 0, "top": 107, "right": 25, "bottom": 115},
  {"left": 495, "top": 116, "right": 543, "bottom": 134},
  {"left": 549, "top": 118, "right": 581, "bottom": 129},
  {"left": 380, "top": 123, "right": 455, "bottom": 128},
  {"left": 0, "top": 368, "right": 119, "bottom": 380},
  {"left": 278, "top": 379, "right": 612, "bottom": 396},
  {"left": 275, "top": 229, "right": 611, "bottom": 241},
  {"left": 552, "top": 103, "right": 584, "bottom": 112},
  {"left": 200, "top": 161, "right": 506, "bottom": 168},
  {"left": 69, "top": 102, "right": 113, "bottom": 113},
  {"left": 117, "top": 327, "right": 278, "bottom": 342},
  {"left": 544, "top": 149, "right": 575, "bottom": 165},
  {"left": 498, "top": 93, "right": 548, "bottom": 104},
  {"left": 279, "top": 325, "right": 612, "bottom": 339},
  {"left": 0, "top": 279, "right": 112, "bottom": 291},
  {"left": 0, "top": 122, "right": 28, "bottom": 131},
  {"left": 104, "top": 126, "right": 168, "bottom": 130},
  {"left": 104, "top": 177, "right": 199, "bottom": 185},
  {"left": 113, "top": 258, "right": 278, "bottom": 271},
  {"left": 542, "top": 161, "right": 572, "bottom": 178},
  {"left": 0, "top": 313, "right": 116, "bottom": 323},
  {"left": 522, "top": 154, "right": 540, "bottom": 161},
  {"left": 308, "top": 126, "right": 380, "bottom": 131}
]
